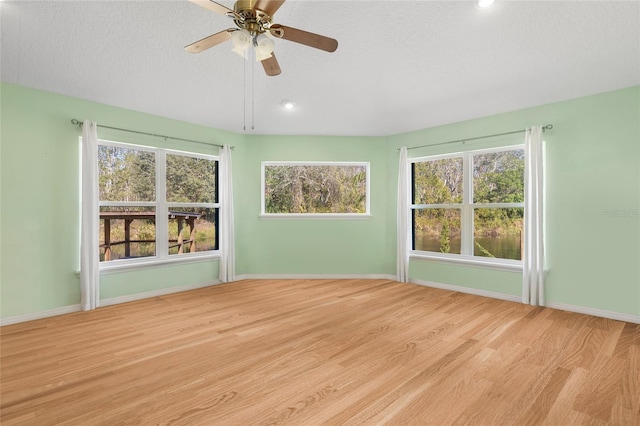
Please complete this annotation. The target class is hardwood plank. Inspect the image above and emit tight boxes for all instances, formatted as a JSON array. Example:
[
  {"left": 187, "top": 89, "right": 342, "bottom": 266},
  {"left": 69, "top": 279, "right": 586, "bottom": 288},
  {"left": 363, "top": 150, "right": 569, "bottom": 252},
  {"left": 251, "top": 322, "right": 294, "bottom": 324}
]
[
  {"left": 613, "top": 322, "right": 639, "bottom": 359},
  {"left": 617, "top": 343, "right": 640, "bottom": 414},
  {"left": 1, "top": 279, "right": 638, "bottom": 425},
  {"left": 544, "top": 367, "right": 591, "bottom": 425},
  {"left": 573, "top": 355, "right": 627, "bottom": 422},
  {"left": 513, "top": 366, "right": 572, "bottom": 425}
]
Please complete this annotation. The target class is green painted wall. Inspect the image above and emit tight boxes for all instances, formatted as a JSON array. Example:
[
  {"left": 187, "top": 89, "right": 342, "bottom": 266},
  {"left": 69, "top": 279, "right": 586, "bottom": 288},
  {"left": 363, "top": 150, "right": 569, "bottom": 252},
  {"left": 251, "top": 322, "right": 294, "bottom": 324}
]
[
  {"left": 0, "top": 83, "right": 239, "bottom": 318},
  {"left": 388, "top": 86, "right": 640, "bottom": 316},
  {"left": 100, "top": 261, "right": 219, "bottom": 300},
  {"left": 234, "top": 134, "right": 394, "bottom": 276},
  {"left": 2, "top": 82, "right": 638, "bottom": 321},
  {"left": 409, "top": 261, "right": 522, "bottom": 297}
]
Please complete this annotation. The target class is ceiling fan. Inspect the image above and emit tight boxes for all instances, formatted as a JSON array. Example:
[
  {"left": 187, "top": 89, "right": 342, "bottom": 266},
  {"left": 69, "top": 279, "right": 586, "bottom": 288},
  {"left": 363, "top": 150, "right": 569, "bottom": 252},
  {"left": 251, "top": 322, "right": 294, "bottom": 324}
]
[{"left": 185, "top": 0, "right": 339, "bottom": 76}]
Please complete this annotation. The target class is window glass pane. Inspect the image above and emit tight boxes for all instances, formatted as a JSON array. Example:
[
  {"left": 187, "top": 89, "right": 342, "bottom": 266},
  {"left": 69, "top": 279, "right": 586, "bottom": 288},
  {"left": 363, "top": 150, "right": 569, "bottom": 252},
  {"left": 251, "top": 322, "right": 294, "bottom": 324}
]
[
  {"left": 99, "top": 207, "right": 156, "bottom": 261},
  {"left": 98, "top": 145, "right": 155, "bottom": 202},
  {"left": 166, "top": 155, "right": 217, "bottom": 203},
  {"left": 168, "top": 208, "right": 217, "bottom": 255},
  {"left": 413, "top": 208, "right": 461, "bottom": 254},
  {"left": 474, "top": 207, "right": 524, "bottom": 260},
  {"left": 264, "top": 164, "right": 367, "bottom": 214},
  {"left": 413, "top": 158, "right": 463, "bottom": 204},
  {"left": 473, "top": 150, "right": 524, "bottom": 203}
]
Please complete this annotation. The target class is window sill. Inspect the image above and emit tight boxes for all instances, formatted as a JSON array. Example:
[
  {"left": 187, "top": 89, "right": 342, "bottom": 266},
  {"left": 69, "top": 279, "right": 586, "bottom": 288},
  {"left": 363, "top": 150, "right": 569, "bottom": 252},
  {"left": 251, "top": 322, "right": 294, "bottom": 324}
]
[
  {"left": 409, "top": 251, "right": 523, "bottom": 273},
  {"left": 260, "top": 214, "right": 372, "bottom": 220},
  {"left": 98, "top": 252, "right": 220, "bottom": 275}
]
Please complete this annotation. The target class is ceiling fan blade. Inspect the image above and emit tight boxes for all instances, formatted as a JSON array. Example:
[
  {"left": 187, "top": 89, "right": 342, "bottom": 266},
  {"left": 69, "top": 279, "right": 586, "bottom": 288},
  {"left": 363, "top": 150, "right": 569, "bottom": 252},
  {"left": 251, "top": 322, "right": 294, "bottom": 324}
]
[
  {"left": 254, "top": 0, "right": 286, "bottom": 16},
  {"left": 188, "top": 0, "right": 234, "bottom": 15},
  {"left": 261, "top": 53, "right": 281, "bottom": 76},
  {"left": 269, "top": 24, "right": 338, "bottom": 53},
  {"left": 185, "top": 29, "right": 235, "bottom": 53}
]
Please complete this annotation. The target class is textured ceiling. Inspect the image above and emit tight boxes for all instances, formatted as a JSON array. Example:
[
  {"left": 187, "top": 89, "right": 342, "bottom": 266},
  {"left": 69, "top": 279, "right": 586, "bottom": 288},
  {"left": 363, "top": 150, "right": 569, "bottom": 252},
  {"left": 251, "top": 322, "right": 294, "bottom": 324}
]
[{"left": 1, "top": 0, "right": 639, "bottom": 136}]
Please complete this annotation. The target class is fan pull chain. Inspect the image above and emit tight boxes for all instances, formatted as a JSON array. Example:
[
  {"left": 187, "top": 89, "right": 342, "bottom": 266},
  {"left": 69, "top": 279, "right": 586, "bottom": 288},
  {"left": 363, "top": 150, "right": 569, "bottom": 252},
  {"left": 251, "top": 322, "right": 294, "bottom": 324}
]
[
  {"left": 251, "top": 45, "right": 255, "bottom": 131},
  {"left": 242, "top": 53, "right": 246, "bottom": 131}
]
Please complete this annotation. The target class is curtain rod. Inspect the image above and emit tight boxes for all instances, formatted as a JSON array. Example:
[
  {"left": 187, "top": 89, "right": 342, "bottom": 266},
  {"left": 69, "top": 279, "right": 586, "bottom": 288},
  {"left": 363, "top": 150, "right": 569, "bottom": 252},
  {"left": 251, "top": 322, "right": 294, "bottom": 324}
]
[
  {"left": 404, "top": 124, "right": 553, "bottom": 151},
  {"left": 70, "top": 119, "right": 229, "bottom": 149}
]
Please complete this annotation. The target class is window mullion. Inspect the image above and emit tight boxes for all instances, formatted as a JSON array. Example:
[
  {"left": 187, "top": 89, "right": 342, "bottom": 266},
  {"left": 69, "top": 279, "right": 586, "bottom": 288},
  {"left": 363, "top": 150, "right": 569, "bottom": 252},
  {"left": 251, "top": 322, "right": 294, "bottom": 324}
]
[
  {"left": 99, "top": 201, "right": 156, "bottom": 207},
  {"left": 461, "top": 153, "right": 473, "bottom": 256},
  {"left": 472, "top": 202, "right": 525, "bottom": 209},
  {"left": 165, "top": 203, "right": 216, "bottom": 210},
  {"left": 412, "top": 203, "right": 461, "bottom": 209},
  {"left": 156, "top": 150, "right": 168, "bottom": 259}
]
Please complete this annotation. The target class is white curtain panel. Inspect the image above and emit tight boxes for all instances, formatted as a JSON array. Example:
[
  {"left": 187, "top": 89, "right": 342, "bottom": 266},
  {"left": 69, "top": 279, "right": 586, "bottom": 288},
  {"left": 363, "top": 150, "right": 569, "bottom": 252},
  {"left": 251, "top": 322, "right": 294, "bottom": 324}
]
[
  {"left": 397, "top": 147, "right": 410, "bottom": 283},
  {"left": 80, "top": 120, "right": 100, "bottom": 310},
  {"left": 522, "top": 126, "right": 545, "bottom": 306},
  {"left": 218, "top": 144, "right": 236, "bottom": 283}
]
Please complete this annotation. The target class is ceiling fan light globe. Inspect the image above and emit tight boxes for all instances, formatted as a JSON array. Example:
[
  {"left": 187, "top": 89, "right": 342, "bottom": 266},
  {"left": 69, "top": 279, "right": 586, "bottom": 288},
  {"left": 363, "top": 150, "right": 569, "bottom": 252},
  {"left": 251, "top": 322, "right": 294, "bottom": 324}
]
[
  {"left": 255, "top": 34, "right": 275, "bottom": 62},
  {"left": 230, "top": 29, "right": 251, "bottom": 58},
  {"left": 230, "top": 29, "right": 251, "bottom": 49},
  {"left": 256, "top": 34, "right": 275, "bottom": 52}
]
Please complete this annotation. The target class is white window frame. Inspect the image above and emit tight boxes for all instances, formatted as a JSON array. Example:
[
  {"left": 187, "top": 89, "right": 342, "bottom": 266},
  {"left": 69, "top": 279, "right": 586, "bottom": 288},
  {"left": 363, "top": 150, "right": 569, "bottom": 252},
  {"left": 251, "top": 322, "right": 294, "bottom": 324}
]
[
  {"left": 409, "top": 145, "right": 524, "bottom": 271},
  {"left": 98, "top": 139, "right": 220, "bottom": 272},
  {"left": 260, "top": 161, "right": 371, "bottom": 219}
]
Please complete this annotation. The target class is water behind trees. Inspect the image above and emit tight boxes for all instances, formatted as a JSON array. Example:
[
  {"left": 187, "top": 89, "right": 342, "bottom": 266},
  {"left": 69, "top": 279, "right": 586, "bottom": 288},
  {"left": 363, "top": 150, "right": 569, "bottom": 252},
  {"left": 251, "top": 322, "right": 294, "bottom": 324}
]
[{"left": 415, "top": 234, "right": 522, "bottom": 260}]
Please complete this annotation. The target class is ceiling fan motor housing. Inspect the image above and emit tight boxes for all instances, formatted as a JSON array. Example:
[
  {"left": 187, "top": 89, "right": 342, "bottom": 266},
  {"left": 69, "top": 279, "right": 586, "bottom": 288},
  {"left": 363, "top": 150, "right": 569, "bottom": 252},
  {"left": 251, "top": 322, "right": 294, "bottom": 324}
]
[{"left": 233, "top": 0, "right": 272, "bottom": 35}]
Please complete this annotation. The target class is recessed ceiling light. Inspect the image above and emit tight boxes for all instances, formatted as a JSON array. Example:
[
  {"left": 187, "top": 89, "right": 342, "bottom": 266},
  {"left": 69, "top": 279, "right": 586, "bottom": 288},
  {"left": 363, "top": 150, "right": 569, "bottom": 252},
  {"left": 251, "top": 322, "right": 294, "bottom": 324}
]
[
  {"left": 478, "top": 0, "right": 495, "bottom": 7},
  {"left": 281, "top": 100, "right": 296, "bottom": 110}
]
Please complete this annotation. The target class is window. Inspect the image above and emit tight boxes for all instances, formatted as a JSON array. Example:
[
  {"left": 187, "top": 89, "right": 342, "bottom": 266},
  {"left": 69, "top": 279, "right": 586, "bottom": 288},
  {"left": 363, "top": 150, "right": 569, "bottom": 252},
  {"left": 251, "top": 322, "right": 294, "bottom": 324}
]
[
  {"left": 261, "top": 162, "right": 370, "bottom": 216},
  {"left": 411, "top": 146, "right": 524, "bottom": 263},
  {"left": 98, "top": 140, "right": 219, "bottom": 264}
]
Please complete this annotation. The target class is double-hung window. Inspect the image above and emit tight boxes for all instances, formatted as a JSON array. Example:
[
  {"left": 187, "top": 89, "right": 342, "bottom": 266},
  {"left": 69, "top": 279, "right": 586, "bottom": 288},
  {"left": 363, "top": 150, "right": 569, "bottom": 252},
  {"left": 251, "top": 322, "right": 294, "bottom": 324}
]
[
  {"left": 98, "top": 140, "right": 219, "bottom": 265},
  {"left": 411, "top": 145, "right": 524, "bottom": 265}
]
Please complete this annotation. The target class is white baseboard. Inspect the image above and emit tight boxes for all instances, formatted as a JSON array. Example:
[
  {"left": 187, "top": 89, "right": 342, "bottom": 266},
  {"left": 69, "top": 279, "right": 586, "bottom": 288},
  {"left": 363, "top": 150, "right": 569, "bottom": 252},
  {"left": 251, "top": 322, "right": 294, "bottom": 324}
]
[
  {"left": 100, "top": 280, "right": 223, "bottom": 307},
  {"left": 1, "top": 281, "right": 224, "bottom": 326},
  {"left": 5, "top": 278, "right": 635, "bottom": 327},
  {"left": 409, "top": 278, "right": 522, "bottom": 303},
  {"left": 1, "top": 304, "right": 82, "bottom": 326},
  {"left": 234, "top": 274, "right": 398, "bottom": 281},
  {"left": 545, "top": 302, "right": 640, "bottom": 324},
  {"left": 409, "top": 278, "right": 639, "bottom": 324}
]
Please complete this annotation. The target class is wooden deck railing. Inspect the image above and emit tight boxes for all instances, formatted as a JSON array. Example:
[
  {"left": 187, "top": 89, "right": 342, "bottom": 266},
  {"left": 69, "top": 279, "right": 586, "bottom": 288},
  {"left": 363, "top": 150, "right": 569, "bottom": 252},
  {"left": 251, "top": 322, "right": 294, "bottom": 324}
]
[{"left": 100, "top": 211, "right": 201, "bottom": 261}]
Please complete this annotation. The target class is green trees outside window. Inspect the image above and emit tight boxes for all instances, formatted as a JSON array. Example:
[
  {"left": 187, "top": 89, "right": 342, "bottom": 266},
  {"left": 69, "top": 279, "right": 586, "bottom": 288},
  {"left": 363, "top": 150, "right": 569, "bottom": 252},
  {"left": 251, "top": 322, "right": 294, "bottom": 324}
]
[{"left": 263, "top": 163, "right": 368, "bottom": 214}]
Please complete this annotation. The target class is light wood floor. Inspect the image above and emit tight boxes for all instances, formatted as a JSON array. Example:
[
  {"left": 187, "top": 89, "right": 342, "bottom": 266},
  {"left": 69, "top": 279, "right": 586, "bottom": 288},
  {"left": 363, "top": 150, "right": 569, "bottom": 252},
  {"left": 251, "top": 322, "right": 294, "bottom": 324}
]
[{"left": 1, "top": 279, "right": 639, "bottom": 425}]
